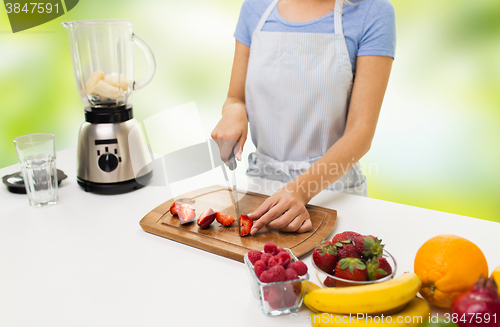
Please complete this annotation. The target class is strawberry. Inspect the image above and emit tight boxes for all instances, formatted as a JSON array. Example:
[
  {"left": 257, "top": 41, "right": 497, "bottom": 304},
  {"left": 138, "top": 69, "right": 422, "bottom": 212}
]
[
  {"left": 332, "top": 231, "right": 361, "bottom": 244},
  {"left": 367, "top": 257, "right": 392, "bottom": 280},
  {"left": 334, "top": 258, "right": 367, "bottom": 286},
  {"left": 239, "top": 214, "right": 253, "bottom": 237},
  {"left": 169, "top": 202, "right": 181, "bottom": 216},
  {"left": 253, "top": 260, "right": 267, "bottom": 278},
  {"left": 291, "top": 261, "right": 308, "bottom": 276},
  {"left": 312, "top": 241, "right": 338, "bottom": 274},
  {"left": 324, "top": 276, "right": 337, "bottom": 288},
  {"left": 264, "top": 242, "right": 278, "bottom": 254},
  {"left": 197, "top": 208, "right": 216, "bottom": 228},
  {"left": 178, "top": 204, "right": 196, "bottom": 224},
  {"left": 336, "top": 243, "right": 360, "bottom": 260},
  {"left": 247, "top": 250, "right": 263, "bottom": 265},
  {"left": 353, "top": 235, "right": 384, "bottom": 258},
  {"left": 215, "top": 212, "right": 235, "bottom": 227}
]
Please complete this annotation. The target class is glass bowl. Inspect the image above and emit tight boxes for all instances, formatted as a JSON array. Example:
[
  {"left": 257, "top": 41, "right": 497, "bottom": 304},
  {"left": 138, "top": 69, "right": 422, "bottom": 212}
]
[
  {"left": 244, "top": 248, "right": 309, "bottom": 316},
  {"left": 312, "top": 249, "right": 397, "bottom": 287}
]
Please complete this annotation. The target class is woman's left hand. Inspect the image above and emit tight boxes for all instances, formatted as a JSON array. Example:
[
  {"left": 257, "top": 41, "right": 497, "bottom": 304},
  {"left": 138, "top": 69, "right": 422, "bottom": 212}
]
[{"left": 248, "top": 186, "right": 312, "bottom": 234}]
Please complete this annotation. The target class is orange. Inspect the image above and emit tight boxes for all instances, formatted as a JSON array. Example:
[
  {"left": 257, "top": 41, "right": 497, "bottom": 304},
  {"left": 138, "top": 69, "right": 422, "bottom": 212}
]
[
  {"left": 414, "top": 234, "right": 488, "bottom": 308},
  {"left": 491, "top": 264, "right": 500, "bottom": 296}
]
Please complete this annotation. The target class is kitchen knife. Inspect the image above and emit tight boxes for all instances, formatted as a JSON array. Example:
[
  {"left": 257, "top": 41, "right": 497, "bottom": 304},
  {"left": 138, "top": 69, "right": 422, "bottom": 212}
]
[{"left": 227, "top": 151, "right": 240, "bottom": 234}]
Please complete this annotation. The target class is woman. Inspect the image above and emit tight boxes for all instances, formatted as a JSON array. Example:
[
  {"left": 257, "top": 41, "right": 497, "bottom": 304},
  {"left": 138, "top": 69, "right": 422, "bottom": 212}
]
[{"left": 211, "top": 0, "right": 396, "bottom": 234}]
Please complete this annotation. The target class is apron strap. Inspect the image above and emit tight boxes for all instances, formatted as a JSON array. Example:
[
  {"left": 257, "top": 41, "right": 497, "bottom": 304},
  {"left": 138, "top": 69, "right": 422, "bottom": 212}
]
[
  {"left": 255, "top": 0, "right": 280, "bottom": 32},
  {"left": 334, "top": 0, "right": 344, "bottom": 35}
]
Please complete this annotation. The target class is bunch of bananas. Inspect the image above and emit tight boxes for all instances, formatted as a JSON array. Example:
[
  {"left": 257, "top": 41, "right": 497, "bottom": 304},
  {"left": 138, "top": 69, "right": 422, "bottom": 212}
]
[{"left": 304, "top": 273, "right": 430, "bottom": 326}]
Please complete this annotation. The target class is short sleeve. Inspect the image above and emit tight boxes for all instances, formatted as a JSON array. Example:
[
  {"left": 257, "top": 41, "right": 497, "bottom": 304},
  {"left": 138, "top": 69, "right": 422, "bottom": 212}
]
[
  {"left": 357, "top": 0, "right": 396, "bottom": 58},
  {"left": 234, "top": 0, "right": 254, "bottom": 47}
]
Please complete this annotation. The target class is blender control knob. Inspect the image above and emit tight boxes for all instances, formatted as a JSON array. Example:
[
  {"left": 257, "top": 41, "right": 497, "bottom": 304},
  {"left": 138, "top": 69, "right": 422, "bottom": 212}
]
[{"left": 98, "top": 153, "right": 119, "bottom": 172}]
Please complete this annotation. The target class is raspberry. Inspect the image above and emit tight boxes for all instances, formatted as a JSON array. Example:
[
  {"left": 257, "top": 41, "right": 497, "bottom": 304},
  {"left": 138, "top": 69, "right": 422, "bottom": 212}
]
[
  {"left": 277, "top": 247, "right": 286, "bottom": 255},
  {"left": 285, "top": 268, "right": 299, "bottom": 281},
  {"left": 278, "top": 252, "right": 290, "bottom": 267},
  {"left": 283, "top": 287, "right": 297, "bottom": 307},
  {"left": 264, "top": 242, "right": 278, "bottom": 254},
  {"left": 259, "top": 270, "right": 273, "bottom": 283},
  {"left": 264, "top": 286, "right": 282, "bottom": 309},
  {"left": 267, "top": 256, "right": 280, "bottom": 268},
  {"left": 248, "top": 250, "right": 263, "bottom": 265},
  {"left": 253, "top": 260, "right": 267, "bottom": 278},
  {"left": 291, "top": 261, "right": 308, "bottom": 276},
  {"left": 260, "top": 253, "right": 272, "bottom": 265},
  {"left": 269, "top": 265, "right": 286, "bottom": 282}
]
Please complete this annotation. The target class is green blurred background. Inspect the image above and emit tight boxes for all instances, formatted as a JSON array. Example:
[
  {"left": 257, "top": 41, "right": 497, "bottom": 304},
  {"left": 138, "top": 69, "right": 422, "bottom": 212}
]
[{"left": 0, "top": 0, "right": 499, "bottom": 223}]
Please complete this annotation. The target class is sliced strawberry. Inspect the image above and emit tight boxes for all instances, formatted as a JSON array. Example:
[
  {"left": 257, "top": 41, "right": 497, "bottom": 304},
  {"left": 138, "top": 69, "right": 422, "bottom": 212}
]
[
  {"left": 197, "top": 208, "right": 216, "bottom": 228},
  {"left": 215, "top": 212, "right": 235, "bottom": 227},
  {"left": 178, "top": 204, "right": 196, "bottom": 224},
  {"left": 240, "top": 214, "right": 253, "bottom": 237},
  {"left": 169, "top": 202, "right": 181, "bottom": 216}
]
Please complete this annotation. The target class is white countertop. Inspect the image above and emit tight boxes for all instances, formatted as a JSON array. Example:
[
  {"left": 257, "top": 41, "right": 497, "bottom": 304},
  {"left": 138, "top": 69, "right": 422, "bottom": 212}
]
[{"left": 1, "top": 147, "right": 499, "bottom": 327}]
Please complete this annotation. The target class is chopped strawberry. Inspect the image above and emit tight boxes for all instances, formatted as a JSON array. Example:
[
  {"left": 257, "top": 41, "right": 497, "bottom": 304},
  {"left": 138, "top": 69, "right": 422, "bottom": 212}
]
[
  {"left": 353, "top": 235, "right": 384, "bottom": 259},
  {"left": 264, "top": 242, "right": 278, "bottom": 254},
  {"left": 291, "top": 261, "right": 308, "bottom": 276},
  {"left": 334, "top": 258, "right": 367, "bottom": 287},
  {"left": 285, "top": 268, "right": 298, "bottom": 281},
  {"left": 248, "top": 250, "right": 263, "bottom": 265},
  {"left": 253, "top": 260, "right": 267, "bottom": 278},
  {"left": 239, "top": 214, "right": 253, "bottom": 237},
  {"left": 178, "top": 204, "right": 196, "bottom": 224},
  {"left": 215, "top": 212, "right": 235, "bottom": 227},
  {"left": 336, "top": 243, "right": 360, "bottom": 260},
  {"left": 196, "top": 208, "right": 216, "bottom": 228},
  {"left": 312, "top": 240, "right": 338, "bottom": 274},
  {"left": 332, "top": 231, "right": 361, "bottom": 244},
  {"left": 367, "top": 257, "right": 392, "bottom": 280},
  {"left": 169, "top": 202, "right": 181, "bottom": 216}
]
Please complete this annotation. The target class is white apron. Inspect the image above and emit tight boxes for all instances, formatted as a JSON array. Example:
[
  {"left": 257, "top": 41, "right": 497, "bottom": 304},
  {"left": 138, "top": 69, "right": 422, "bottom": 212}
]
[{"left": 245, "top": 0, "right": 368, "bottom": 196}]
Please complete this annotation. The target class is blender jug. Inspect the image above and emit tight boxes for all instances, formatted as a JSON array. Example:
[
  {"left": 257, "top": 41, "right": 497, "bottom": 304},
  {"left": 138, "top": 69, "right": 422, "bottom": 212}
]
[{"left": 62, "top": 20, "right": 156, "bottom": 107}]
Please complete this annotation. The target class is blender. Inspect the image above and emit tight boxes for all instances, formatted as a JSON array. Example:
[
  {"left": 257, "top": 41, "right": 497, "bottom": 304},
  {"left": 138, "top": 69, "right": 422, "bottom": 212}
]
[{"left": 62, "top": 20, "right": 155, "bottom": 194}]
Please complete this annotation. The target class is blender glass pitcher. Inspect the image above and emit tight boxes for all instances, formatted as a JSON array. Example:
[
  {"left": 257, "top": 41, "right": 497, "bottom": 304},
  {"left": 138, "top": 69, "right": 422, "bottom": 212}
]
[{"left": 62, "top": 20, "right": 156, "bottom": 108}]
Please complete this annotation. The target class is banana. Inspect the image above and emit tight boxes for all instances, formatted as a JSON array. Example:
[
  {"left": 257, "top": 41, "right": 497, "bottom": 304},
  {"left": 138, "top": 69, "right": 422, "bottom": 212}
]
[
  {"left": 304, "top": 273, "right": 422, "bottom": 314},
  {"left": 85, "top": 70, "right": 104, "bottom": 93},
  {"left": 92, "top": 80, "right": 122, "bottom": 100},
  {"left": 104, "top": 73, "right": 130, "bottom": 91},
  {"left": 309, "top": 297, "right": 430, "bottom": 327}
]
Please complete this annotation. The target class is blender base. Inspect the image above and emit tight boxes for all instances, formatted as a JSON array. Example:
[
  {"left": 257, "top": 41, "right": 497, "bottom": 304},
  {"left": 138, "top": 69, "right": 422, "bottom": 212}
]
[{"left": 77, "top": 171, "right": 153, "bottom": 194}]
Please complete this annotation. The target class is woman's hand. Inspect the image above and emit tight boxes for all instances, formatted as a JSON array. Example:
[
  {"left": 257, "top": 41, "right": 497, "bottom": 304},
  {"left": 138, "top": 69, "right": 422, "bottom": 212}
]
[
  {"left": 248, "top": 185, "right": 312, "bottom": 234},
  {"left": 211, "top": 104, "right": 248, "bottom": 162}
]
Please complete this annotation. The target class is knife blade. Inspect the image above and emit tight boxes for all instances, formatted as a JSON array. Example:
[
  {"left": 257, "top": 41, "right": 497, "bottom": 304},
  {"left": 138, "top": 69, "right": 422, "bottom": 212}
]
[{"left": 227, "top": 153, "right": 240, "bottom": 234}]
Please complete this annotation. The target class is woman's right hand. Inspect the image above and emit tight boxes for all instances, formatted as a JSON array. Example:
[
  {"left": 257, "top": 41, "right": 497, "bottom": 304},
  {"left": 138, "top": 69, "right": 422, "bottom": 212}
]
[{"left": 211, "top": 102, "right": 248, "bottom": 163}]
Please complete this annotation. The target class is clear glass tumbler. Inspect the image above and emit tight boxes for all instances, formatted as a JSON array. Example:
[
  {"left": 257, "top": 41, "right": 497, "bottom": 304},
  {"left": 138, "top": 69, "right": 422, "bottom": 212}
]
[{"left": 14, "top": 133, "right": 58, "bottom": 207}]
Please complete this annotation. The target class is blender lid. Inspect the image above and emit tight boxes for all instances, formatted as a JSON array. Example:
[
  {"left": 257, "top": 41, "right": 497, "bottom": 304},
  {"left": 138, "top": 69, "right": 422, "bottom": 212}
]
[{"left": 2, "top": 170, "right": 68, "bottom": 194}]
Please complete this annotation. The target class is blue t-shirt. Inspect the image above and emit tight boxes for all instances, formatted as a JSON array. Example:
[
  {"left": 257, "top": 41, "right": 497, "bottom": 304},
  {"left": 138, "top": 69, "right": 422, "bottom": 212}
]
[{"left": 234, "top": 0, "right": 396, "bottom": 75}]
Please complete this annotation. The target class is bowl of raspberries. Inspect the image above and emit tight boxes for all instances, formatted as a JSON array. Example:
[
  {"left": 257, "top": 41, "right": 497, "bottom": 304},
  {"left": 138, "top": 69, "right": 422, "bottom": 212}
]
[
  {"left": 244, "top": 242, "right": 309, "bottom": 316},
  {"left": 311, "top": 231, "right": 397, "bottom": 287}
]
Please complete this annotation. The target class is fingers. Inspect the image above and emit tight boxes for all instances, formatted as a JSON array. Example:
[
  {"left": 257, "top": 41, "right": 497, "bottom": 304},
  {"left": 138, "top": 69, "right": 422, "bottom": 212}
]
[
  {"left": 267, "top": 205, "right": 310, "bottom": 232},
  {"left": 249, "top": 197, "right": 280, "bottom": 235}
]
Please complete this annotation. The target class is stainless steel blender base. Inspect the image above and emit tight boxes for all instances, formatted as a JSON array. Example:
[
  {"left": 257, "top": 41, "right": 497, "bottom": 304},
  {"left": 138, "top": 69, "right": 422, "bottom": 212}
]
[{"left": 77, "top": 170, "right": 153, "bottom": 194}]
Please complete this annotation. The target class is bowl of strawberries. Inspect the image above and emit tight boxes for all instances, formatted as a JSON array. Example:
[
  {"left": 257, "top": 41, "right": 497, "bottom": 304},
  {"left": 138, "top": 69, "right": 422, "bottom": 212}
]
[
  {"left": 244, "top": 242, "right": 309, "bottom": 316},
  {"left": 312, "top": 231, "right": 397, "bottom": 287}
]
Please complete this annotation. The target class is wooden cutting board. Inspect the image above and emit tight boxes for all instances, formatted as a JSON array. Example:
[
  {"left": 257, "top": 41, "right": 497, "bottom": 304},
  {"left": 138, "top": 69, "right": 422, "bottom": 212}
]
[{"left": 139, "top": 185, "right": 337, "bottom": 262}]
